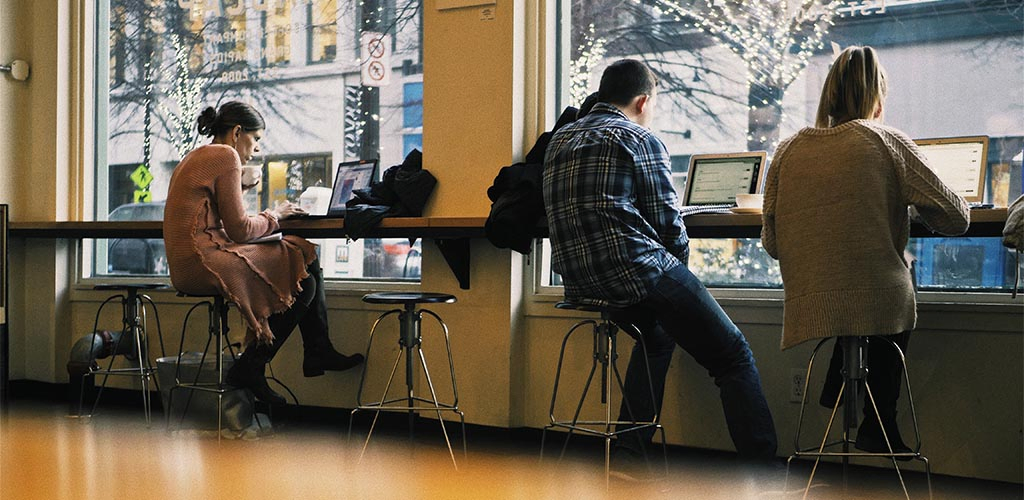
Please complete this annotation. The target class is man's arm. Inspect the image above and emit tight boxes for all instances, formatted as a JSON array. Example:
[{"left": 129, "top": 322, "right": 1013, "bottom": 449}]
[{"left": 632, "top": 133, "right": 688, "bottom": 260}]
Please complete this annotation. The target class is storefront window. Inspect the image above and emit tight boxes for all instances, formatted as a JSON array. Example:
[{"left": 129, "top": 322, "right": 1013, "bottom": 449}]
[
  {"left": 551, "top": 0, "right": 1023, "bottom": 291},
  {"left": 95, "top": 0, "right": 424, "bottom": 282}
]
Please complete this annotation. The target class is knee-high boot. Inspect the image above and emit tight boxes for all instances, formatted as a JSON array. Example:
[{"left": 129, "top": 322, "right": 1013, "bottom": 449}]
[
  {"left": 819, "top": 340, "right": 844, "bottom": 408},
  {"left": 297, "top": 263, "right": 364, "bottom": 377},
  {"left": 855, "top": 332, "right": 912, "bottom": 456}
]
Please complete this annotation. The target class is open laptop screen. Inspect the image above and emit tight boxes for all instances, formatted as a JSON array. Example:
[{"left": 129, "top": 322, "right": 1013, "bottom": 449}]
[
  {"left": 914, "top": 136, "right": 988, "bottom": 204},
  {"left": 682, "top": 152, "right": 767, "bottom": 206},
  {"left": 327, "top": 159, "right": 378, "bottom": 216}
]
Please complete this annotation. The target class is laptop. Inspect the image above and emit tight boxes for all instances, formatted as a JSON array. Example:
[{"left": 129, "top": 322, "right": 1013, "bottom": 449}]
[
  {"left": 303, "top": 159, "right": 378, "bottom": 219},
  {"left": 913, "top": 136, "right": 988, "bottom": 204},
  {"left": 680, "top": 151, "right": 768, "bottom": 207}
]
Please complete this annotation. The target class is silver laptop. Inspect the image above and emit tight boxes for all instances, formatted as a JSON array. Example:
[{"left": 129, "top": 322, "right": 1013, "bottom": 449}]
[
  {"left": 914, "top": 136, "right": 988, "bottom": 205},
  {"left": 304, "top": 159, "right": 378, "bottom": 219},
  {"left": 681, "top": 151, "right": 767, "bottom": 207}
]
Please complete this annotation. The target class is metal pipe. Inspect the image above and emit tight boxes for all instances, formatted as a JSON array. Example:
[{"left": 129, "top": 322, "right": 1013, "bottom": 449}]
[{"left": 66, "top": 330, "right": 136, "bottom": 377}]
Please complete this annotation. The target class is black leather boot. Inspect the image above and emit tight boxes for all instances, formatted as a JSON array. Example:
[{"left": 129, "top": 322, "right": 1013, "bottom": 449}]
[
  {"left": 855, "top": 411, "right": 911, "bottom": 458},
  {"left": 297, "top": 262, "right": 365, "bottom": 377},
  {"left": 303, "top": 348, "right": 364, "bottom": 377},
  {"left": 819, "top": 340, "right": 844, "bottom": 408},
  {"left": 855, "top": 333, "right": 912, "bottom": 459},
  {"left": 226, "top": 348, "right": 287, "bottom": 405}
]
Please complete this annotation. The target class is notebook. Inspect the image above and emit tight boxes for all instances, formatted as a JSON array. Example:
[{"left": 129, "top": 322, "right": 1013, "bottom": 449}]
[
  {"left": 302, "top": 159, "right": 378, "bottom": 219},
  {"left": 913, "top": 136, "right": 988, "bottom": 204},
  {"left": 680, "top": 151, "right": 767, "bottom": 208}
]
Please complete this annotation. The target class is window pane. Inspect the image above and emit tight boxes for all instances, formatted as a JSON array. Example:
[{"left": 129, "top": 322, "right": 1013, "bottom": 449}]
[
  {"left": 321, "top": 238, "right": 421, "bottom": 280},
  {"left": 543, "top": 238, "right": 782, "bottom": 289},
  {"left": 103, "top": 201, "right": 166, "bottom": 276},
  {"left": 95, "top": 0, "right": 424, "bottom": 281},
  {"left": 262, "top": 0, "right": 294, "bottom": 67},
  {"left": 555, "top": 0, "right": 1023, "bottom": 291},
  {"left": 309, "top": 0, "right": 339, "bottom": 63},
  {"left": 403, "top": 81, "right": 423, "bottom": 128},
  {"left": 688, "top": 239, "right": 781, "bottom": 288},
  {"left": 910, "top": 237, "right": 1017, "bottom": 291}
]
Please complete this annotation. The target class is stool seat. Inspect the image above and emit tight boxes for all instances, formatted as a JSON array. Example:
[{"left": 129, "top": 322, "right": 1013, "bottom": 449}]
[
  {"left": 94, "top": 283, "right": 168, "bottom": 291},
  {"left": 362, "top": 292, "right": 456, "bottom": 305},
  {"left": 350, "top": 291, "right": 464, "bottom": 468},
  {"left": 554, "top": 301, "right": 621, "bottom": 313}
]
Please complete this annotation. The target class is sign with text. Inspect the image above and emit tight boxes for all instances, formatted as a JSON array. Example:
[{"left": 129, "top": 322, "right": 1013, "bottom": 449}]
[{"left": 360, "top": 32, "right": 391, "bottom": 87}]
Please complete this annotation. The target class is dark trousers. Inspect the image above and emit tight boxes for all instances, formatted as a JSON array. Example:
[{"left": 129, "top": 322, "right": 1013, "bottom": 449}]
[
  {"left": 251, "top": 259, "right": 332, "bottom": 361},
  {"left": 612, "top": 265, "right": 778, "bottom": 460}
]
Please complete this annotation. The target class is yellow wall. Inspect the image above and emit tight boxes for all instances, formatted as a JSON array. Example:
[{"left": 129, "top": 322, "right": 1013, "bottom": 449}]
[
  {"left": 0, "top": 1, "right": 24, "bottom": 208},
  {"left": 0, "top": 0, "right": 1021, "bottom": 485},
  {"left": 0, "top": 0, "right": 77, "bottom": 385},
  {"left": 423, "top": 0, "right": 522, "bottom": 217}
]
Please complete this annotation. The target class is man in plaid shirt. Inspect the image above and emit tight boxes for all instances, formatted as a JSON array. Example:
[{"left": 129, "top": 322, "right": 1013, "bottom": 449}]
[{"left": 543, "top": 59, "right": 777, "bottom": 470}]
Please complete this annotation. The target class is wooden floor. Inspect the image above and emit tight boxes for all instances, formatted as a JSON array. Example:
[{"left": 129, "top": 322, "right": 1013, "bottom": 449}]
[{"left": 1, "top": 395, "right": 1020, "bottom": 500}]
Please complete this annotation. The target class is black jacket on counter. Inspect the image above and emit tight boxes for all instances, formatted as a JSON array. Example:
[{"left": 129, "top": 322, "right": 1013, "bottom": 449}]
[{"left": 345, "top": 149, "right": 436, "bottom": 240}]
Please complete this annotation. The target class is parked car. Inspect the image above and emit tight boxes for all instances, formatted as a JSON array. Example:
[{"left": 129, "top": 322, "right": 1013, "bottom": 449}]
[{"left": 107, "top": 202, "right": 167, "bottom": 275}]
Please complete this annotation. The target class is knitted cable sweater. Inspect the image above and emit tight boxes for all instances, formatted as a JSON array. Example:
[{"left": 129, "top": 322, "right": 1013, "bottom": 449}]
[
  {"left": 762, "top": 120, "right": 970, "bottom": 350},
  {"left": 163, "top": 144, "right": 318, "bottom": 344}
]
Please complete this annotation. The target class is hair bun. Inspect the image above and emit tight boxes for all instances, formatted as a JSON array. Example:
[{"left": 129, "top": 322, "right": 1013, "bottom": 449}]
[{"left": 196, "top": 106, "right": 219, "bottom": 137}]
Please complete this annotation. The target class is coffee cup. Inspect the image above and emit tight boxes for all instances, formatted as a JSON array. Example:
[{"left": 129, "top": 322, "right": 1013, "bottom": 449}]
[
  {"left": 735, "top": 193, "right": 763, "bottom": 210},
  {"left": 241, "top": 165, "right": 262, "bottom": 189}
]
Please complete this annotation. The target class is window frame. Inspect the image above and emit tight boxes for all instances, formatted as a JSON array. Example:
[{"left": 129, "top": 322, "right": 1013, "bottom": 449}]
[
  {"left": 82, "top": 0, "right": 426, "bottom": 291},
  {"left": 540, "top": 0, "right": 1023, "bottom": 305}
]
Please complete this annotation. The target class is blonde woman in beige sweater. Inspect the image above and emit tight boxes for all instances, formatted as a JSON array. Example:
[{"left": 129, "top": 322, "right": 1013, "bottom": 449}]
[
  {"left": 762, "top": 46, "right": 969, "bottom": 454},
  {"left": 164, "top": 102, "right": 363, "bottom": 405}
]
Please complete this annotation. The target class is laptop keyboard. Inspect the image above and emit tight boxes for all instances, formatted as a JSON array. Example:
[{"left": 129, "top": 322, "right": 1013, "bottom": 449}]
[{"left": 679, "top": 204, "right": 734, "bottom": 217}]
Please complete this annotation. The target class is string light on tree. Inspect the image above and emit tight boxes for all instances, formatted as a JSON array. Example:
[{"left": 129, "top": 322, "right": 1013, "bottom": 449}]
[
  {"left": 159, "top": 33, "right": 209, "bottom": 160},
  {"left": 640, "top": 0, "right": 843, "bottom": 151},
  {"left": 569, "top": 23, "right": 607, "bottom": 107}
]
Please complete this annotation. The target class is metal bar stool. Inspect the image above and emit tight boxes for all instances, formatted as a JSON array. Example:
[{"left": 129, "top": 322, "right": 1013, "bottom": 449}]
[
  {"left": 76, "top": 283, "right": 167, "bottom": 425},
  {"left": 786, "top": 336, "right": 932, "bottom": 499},
  {"left": 348, "top": 292, "right": 465, "bottom": 469},
  {"left": 166, "top": 292, "right": 240, "bottom": 440},
  {"left": 541, "top": 302, "right": 668, "bottom": 486}
]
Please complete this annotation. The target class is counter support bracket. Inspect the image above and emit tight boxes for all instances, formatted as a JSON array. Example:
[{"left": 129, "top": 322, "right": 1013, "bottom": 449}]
[{"left": 435, "top": 238, "right": 470, "bottom": 290}]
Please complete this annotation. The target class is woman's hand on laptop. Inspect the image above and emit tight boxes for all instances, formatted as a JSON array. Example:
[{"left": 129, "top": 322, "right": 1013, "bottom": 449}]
[{"left": 269, "top": 200, "right": 307, "bottom": 220}]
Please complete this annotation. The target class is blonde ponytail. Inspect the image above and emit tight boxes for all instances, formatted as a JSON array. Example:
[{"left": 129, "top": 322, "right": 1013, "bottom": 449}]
[{"left": 815, "top": 46, "right": 888, "bottom": 128}]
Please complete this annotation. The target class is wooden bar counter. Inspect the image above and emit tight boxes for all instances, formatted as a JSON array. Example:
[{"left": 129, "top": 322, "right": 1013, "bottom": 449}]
[{"left": 8, "top": 208, "right": 1009, "bottom": 239}]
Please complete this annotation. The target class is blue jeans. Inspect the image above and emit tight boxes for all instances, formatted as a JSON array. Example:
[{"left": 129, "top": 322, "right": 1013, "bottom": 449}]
[{"left": 612, "top": 264, "right": 778, "bottom": 460}]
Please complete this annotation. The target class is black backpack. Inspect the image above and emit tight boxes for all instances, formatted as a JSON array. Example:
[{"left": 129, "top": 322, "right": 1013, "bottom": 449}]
[{"left": 484, "top": 106, "right": 580, "bottom": 254}]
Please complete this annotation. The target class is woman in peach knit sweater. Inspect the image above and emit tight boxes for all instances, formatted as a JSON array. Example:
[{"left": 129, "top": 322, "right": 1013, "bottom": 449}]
[{"left": 163, "top": 101, "right": 362, "bottom": 404}]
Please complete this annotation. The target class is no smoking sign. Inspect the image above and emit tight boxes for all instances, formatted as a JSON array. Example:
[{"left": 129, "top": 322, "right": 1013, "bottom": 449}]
[{"left": 360, "top": 32, "right": 391, "bottom": 87}]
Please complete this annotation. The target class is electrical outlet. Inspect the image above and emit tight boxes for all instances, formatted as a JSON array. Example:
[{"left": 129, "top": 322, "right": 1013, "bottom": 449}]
[{"left": 790, "top": 369, "right": 807, "bottom": 403}]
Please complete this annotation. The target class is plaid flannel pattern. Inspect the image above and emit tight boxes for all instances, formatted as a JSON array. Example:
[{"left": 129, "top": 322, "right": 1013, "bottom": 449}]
[{"left": 542, "top": 103, "right": 688, "bottom": 307}]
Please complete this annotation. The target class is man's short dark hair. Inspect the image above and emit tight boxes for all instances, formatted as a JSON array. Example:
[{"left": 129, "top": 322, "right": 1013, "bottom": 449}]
[{"left": 597, "top": 59, "right": 657, "bottom": 106}]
